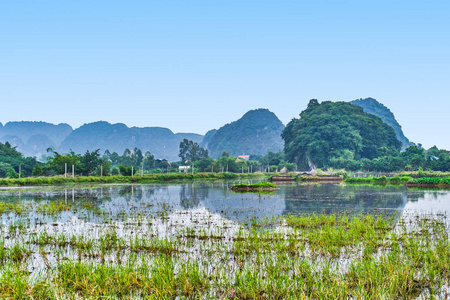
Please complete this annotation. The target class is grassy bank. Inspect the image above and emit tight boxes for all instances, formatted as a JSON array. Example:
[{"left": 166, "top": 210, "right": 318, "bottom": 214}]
[
  {"left": 345, "top": 176, "right": 450, "bottom": 188},
  {"left": 231, "top": 182, "right": 277, "bottom": 188},
  {"left": 230, "top": 182, "right": 278, "bottom": 193},
  {"left": 400, "top": 170, "right": 450, "bottom": 178},
  {"left": 404, "top": 177, "right": 450, "bottom": 188},
  {"left": 0, "top": 212, "right": 448, "bottom": 299},
  {"left": 345, "top": 176, "right": 412, "bottom": 184},
  {"left": 0, "top": 172, "right": 265, "bottom": 187}
]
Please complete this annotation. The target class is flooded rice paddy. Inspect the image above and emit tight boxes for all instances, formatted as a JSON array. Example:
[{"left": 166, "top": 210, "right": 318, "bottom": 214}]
[{"left": 0, "top": 181, "right": 450, "bottom": 299}]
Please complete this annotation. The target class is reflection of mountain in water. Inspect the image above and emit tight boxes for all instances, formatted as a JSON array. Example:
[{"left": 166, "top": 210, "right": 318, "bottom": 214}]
[
  {"left": 179, "top": 182, "right": 286, "bottom": 223},
  {"left": 282, "top": 184, "right": 412, "bottom": 215},
  {"left": 3, "top": 183, "right": 449, "bottom": 226}
]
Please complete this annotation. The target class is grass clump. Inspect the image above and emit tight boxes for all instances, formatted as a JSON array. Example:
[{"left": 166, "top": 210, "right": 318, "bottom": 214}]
[
  {"left": 231, "top": 182, "right": 277, "bottom": 189},
  {"left": 409, "top": 177, "right": 450, "bottom": 185},
  {"left": 345, "top": 176, "right": 412, "bottom": 184},
  {"left": 233, "top": 181, "right": 277, "bottom": 188},
  {"left": 51, "top": 257, "right": 209, "bottom": 298},
  {"left": 230, "top": 182, "right": 278, "bottom": 194}
]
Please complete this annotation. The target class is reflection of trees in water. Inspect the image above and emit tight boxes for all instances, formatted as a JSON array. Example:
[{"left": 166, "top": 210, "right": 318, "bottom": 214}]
[
  {"left": 200, "top": 188, "right": 287, "bottom": 224},
  {"left": 118, "top": 186, "right": 133, "bottom": 198},
  {"left": 2, "top": 184, "right": 446, "bottom": 226},
  {"left": 405, "top": 191, "right": 426, "bottom": 202},
  {"left": 283, "top": 184, "right": 410, "bottom": 215},
  {"left": 0, "top": 187, "right": 112, "bottom": 204},
  {"left": 116, "top": 186, "right": 147, "bottom": 202},
  {"left": 78, "top": 188, "right": 112, "bottom": 203},
  {"left": 144, "top": 186, "right": 156, "bottom": 199},
  {"left": 405, "top": 189, "right": 443, "bottom": 202},
  {"left": 180, "top": 184, "right": 210, "bottom": 209},
  {"left": 114, "top": 185, "right": 159, "bottom": 200}
]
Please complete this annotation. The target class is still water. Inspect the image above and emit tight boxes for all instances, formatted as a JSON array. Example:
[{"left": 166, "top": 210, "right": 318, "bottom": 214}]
[{"left": 1, "top": 181, "right": 449, "bottom": 225}]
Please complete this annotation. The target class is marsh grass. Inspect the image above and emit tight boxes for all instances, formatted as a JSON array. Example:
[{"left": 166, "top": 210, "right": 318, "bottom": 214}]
[
  {"left": 0, "top": 208, "right": 448, "bottom": 299},
  {"left": 232, "top": 182, "right": 277, "bottom": 189},
  {"left": 345, "top": 176, "right": 412, "bottom": 184},
  {"left": 231, "top": 182, "right": 278, "bottom": 195},
  {"left": 0, "top": 184, "right": 447, "bottom": 298},
  {"left": 406, "top": 177, "right": 450, "bottom": 188}
]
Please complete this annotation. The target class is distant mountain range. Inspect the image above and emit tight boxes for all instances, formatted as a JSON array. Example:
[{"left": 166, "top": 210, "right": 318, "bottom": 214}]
[
  {"left": 0, "top": 98, "right": 412, "bottom": 161},
  {"left": 0, "top": 121, "right": 73, "bottom": 158},
  {"left": 0, "top": 121, "right": 204, "bottom": 161},
  {"left": 59, "top": 121, "right": 203, "bottom": 161}
]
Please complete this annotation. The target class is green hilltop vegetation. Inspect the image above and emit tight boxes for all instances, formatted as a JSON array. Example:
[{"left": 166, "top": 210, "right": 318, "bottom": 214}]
[
  {"left": 206, "top": 109, "right": 285, "bottom": 158},
  {"left": 350, "top": 98, "right": 412, "bottom": 150},
  {"left": 283, "top": 99, "right": 401, "bottom": 170},
  {"left": 282, "top": 99, "right": 450, "bottom": 172}
]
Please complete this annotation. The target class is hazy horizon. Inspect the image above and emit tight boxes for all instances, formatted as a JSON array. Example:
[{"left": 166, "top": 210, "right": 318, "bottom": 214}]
[{"left": 1, "top": 1, "right": 449, "bottom": 149}]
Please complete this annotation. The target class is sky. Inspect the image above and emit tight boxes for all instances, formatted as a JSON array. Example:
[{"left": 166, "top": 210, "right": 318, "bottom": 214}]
[{"left": 0, "top": 1, "right": 449, "bottom": 149}]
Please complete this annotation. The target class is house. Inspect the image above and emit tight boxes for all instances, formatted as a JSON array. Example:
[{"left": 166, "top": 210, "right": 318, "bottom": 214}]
[{"left": 178, "top": 166, "right": 191, "bottom": 172}]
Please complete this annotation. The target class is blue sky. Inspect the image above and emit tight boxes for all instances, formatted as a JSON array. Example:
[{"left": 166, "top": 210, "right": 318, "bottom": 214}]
[{"left": 1, "top": 1, "right": 449, "bottom": 149}]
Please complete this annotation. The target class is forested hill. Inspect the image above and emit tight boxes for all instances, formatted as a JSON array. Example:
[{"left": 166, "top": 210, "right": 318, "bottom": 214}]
[
  {"left": 0, "top": 121, "right": 73, "bottom": 158},
  {"left": 59, "top": 121, "right": 203, "bottom": 161},
  {"left": 350, "top": 98, "right": 412, "bottom": 150},
  {"left": 283, "top": 100, "right": 402, "bottom": 170},
  {"left": 205, "top": 109, "right": 285, "bottom": 158}
]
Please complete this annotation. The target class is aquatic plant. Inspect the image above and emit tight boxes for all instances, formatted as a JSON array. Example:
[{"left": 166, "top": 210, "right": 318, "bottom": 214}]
[
  {"left": 231, "top": 182, "right": 277, "bottom": 188},
  {"left": 410, "top": 177, "right": 450, "bottom": 185},
  {"left": 345, "top": 176, "right": 412, "bottom": 184}
]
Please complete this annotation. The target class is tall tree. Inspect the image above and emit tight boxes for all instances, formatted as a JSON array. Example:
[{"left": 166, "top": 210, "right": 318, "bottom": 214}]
[
  {"left": 179, "top": 139, "right": 209, "bottom": 163},
  {"left": 80, "top": 149, "right": 102, "bottom": 175},
  {"left": 143, "top": 151, "right": 155, "bottom": 170},
  {"left": 46, "top": 150, "right": 81, "bottom": 175}
]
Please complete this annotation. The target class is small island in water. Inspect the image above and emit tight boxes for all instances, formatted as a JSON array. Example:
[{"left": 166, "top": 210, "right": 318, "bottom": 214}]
[{"left": 230, "top": 182, "right": 278, "bottom": 192}]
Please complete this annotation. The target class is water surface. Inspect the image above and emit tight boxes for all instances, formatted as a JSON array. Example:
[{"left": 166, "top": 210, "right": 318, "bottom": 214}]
[{"left": 1, "top": 182, "right": 449, "bottom": 225}]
